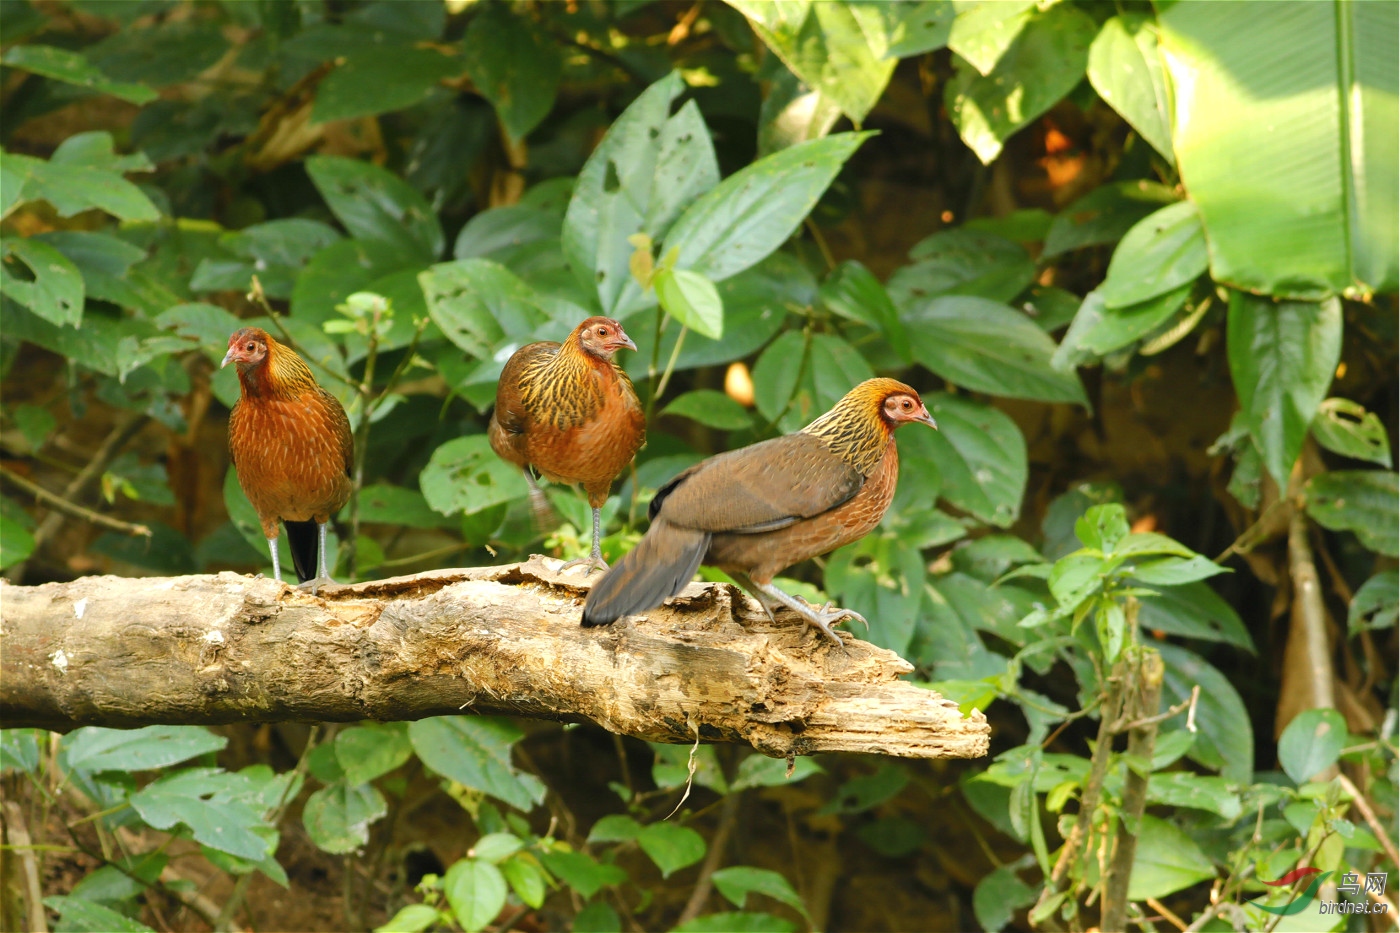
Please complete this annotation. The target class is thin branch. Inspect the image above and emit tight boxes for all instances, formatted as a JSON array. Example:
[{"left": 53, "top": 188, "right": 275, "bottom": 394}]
[
  {"left": 1102, "top": 647, "right": 1164, "bottom": 933},
  {"left": 2, "top": 801, "right": 48, "bottom": 933},
  {"left": 0, "top": 466, "right": 152, "bottom": 538},
  {"left": 1336, "top": 773, "right": 1400, "bottom": 868},
  {"left": 676, "top": 792, "right": 741, "bottom": 927},
  {"left": 1145, "top": 897, "right": 1187, "bottom": 932}
]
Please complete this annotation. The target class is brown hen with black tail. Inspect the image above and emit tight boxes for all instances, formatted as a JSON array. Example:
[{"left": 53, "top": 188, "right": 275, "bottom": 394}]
[
  {"left": 489, "top": 316, "right": 645, "bottom": 574},
  {"left": 582, "top": 378, "right": 936, "bottom": 644},
  {"left": 223, "top": 327, "right": 353, "bottom": 591}
]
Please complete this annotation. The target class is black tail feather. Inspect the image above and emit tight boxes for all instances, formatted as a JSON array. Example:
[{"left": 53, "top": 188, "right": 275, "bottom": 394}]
[
  {"left": 284, "top": 519, "right": 319, "bottom": 583},
  {"left": 581, "top": 521, "right": 709, "bottom": 627}
]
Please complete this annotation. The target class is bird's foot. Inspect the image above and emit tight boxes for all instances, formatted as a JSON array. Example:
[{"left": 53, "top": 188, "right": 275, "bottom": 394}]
[
  {"left": 558, "top": 553, "right": 609, "bottom": 576},
  {"left": 793, "top": 603, "right": 863, "bottom": 646},
  {"left": 295, "top": 575, "right": 336, "bottom": 595},
  {"left": 814, "top": 600, "right": 870, "bottom": 632}
]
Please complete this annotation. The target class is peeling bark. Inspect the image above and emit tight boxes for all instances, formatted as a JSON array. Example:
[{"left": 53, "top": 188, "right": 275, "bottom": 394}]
[{"left": 0, "top": 557, "right": 990, "bottom": 760}]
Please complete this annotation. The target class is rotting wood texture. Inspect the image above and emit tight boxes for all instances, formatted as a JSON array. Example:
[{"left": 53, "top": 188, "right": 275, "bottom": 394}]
[{"left": 0, "top": 556, "right": 990, "bottom": 760}]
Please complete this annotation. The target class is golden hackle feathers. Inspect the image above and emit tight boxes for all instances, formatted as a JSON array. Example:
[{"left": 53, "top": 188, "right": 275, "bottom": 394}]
[
  {"left": 225, "top": 327, "right": 320, "bottom": 400},
  {"left": 802, "top": 377, "right": 925, "bottom": 475}
]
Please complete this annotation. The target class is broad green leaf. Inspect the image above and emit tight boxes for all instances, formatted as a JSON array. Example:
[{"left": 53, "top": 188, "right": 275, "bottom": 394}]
[
  {"left": 655, "top": 268, "right": 724, "bottom": 339},
  {"left": 0, "top": 728, "right": 42, "bottom": 774},
  {"left": 302, "top": 780, "right": 388, "bottom": 854},
  {"left": 573, "top": 899, "right": 621, "bottom": 933},
  {"left": 43, "top": 896, "right": 155, "bottom": 933},
  {"left": 1303, "top": 470, "right": 1399, "bottom": 557},
  {"left": 921, "top": 392, "right": 1027, "bottom": 528},
  {"left": 538, "top": 850, "right": 627, "bottom": 898},
  {"left": 194, "top": 218, "right": 342, "bottom": 300},
  {"left": 305, "top": 155, "right": 443, "bottom": 264},
  {"left": 888, "top": 229, "right": 1035, "bottom": 305},
  {"left": 462, "top": 3, "right": 560, "bottom": 142},
  {"left": 712, "top": 866, "right": 810, "bottom": 920},
  {"left": 130, "top": 769, "right": 271, "bottom": 860},
  {"left": 1159, "top": 1, "right": 1398, "bottom": 297},
  {"left": 1, "top": 237, "right": 84, "bottom": 327},
  {"left": 972, "top": 860, "right": 1037, "bottom": 933},
  {"left": 1312, "top": 398, "right": 1393, "bottom": 467},
  {"left": 453, "top": 207, "right": 560, "bottom": 261},
  {"left": 674, "top": 913, "right": 795, "bottom": 933},
  {"left": 903, "top": 296, "right": 1088, "bottom": 405},
  {"left": 37, "top": 230, "right": 149, "bottom": 311},
  {"left": 1157, "top": 643, "right": 1253, "bottom": 782},
  {"left": 1099, "top": 201, "right": 1207, "bottom": 309},
  {"left": 0, "top": 511, "right": 36, "bottom": 570},
  {"left": 826, "top": 533, "right": 926, "bottom": 654},
  {"left": 375, "top": 903, "right": 439, "bottom": 933},
  {"left": 70, "top": 854, "right": 165, "bottom": 904},
  {"left": 313, "top": 46, "right": 462, "bottom": 124},
  {"left": 1, "top": 146, "right": 159, "bottom": 222},
  {"left": 86, "top": 17, "right": 228, "bottom": 86},
  {"left": 661, "top": 390, "right": 753, "bottom": 431},
  {"left": 1087, "top": 15, "right": 1173, "bottom": 163},
  {"left": 819, "top": 259, "right": 911, "bottom": 362},
  {"left": 1, "top": 44, "right": 156, "bottom": 103},
  {"left": 587, "top": 814, "right": 643, "bottom": 844},
  {"left": 731, "top": 753, "right": 822, "bottom": 790},
  {"left": 946, "top": 0, "right": 1035, "bottom": 75},
  {"left": 1043, "top": 181, "right": 1179, "bottom": 258},
  {"left": 408, "top": 716, "right": 545, "bottom": 812},
  {"left": 1278, "top": 708, "right": 1348, "bottom": 784},
  {"left": 421, "top": 258, "right": 564, "bottom": 359},
  {"left": 665, "top": 132, "right": 872, "bottom": 286},
  {"left": 1227, "top": 293, "right": 1343, "bottom": 488},
  {"left": 470, "top": 833, "right": 523, "bottom": 864},
  {"left": 651, "top": 742, "right": 729, "bottom": 794},
  {"left": 756, "top": 65, "right": 843, "bottom": 156},
  {"left": 637, "top": 822, "right": 705, "bottom": 878},
  {"left": 863, "top": 0, "right": 955, "bottom": 59},
  {"left": 818, "top": 763, "right": 909, "bottom": 815},
  {"left": 500, "top": 858, "right": 546, "bottom": 909},
  {"left": 729, "top": 1, "right": 895, "bottom": 124},
  {"left": 1075, "top": 503, "right": 1130, "bottom": 553},
  {"left": 444, "top": 859, "right": 507, "bottom": 933},
  {"left": 1349, "top": 571, "right": 1398, "bottom": 634},
  {"left": 62, "top": 725, "right": 226, "bottom": 773},
  {"left": 334, "top": 723, "right": 413, "bottom": 786},
  {"left": 1129, "top": 555, "right": 1228, "bottom": 587},
  {"left": 420, "top": 435, "right": 531, "bottom": 518},
  {"left": 1122, "top": 815, "right": 1215, "bottom": 899},
  {"left": 759, "top": 331, "right": 874, "bottom": 434},
  {"left": 358, "top": 484, "right": 455, "bottom": 530},
  {"left": 1145, "top": 772, "right": 1243, "bottom": 820},
  {"left": 947, "top": 3, "right": 1097, "bottom": 163},
  {"left": 1076, "top": 282, "right": 1192, "bottom": 356}
]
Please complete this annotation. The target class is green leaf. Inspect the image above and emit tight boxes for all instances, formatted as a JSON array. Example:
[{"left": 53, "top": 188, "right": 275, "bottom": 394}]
[
  {"left": 661, "top": 390, "right": 753, "bottom": 431},
  {"left": 673, "top": 913, "right": 795, "bottom": 933},
  {"left": 1, "top": 141, "right": 159, "bottom": 222},
  {"left": 655, "top": 268, "right": 724, "bottom": 340},
  {"left": 1, "top": 44, "right": 156, "bottom": 104},
  {"left": 1076, "top": 282, "right": 1192, "bottom": 356},
  {"left": 500, "top": 857, "right": 546, "bottom": 909},
  {"left": 1312, "top": 398, "right": 1393, "bottom": 467},
  {"left": 454, "top": 206, "right": 561, "bottom": 261},
  {"left": 421, "top": 258, "right": 563, "bottom": 359},
  {"left": 302, "top": 780, "right": 388, "bottom": 854},
  {"left": 712, "top": 866, "right": 810, "bottom": 920},
  {"left": 731, "top": 754, "right": 822, "bottom": 790},
  {"left": 0, "top": 728, "right": 42, "bottom": 774},
  {"left": 1146, "top": 772, "right": 1243, "bottom": 820},
  {"left": 819, "top": 763, "right": 908, "bottom": 815},
  {"left": 756, "top": 65, "right": 843, "bottom": 156},
  {"left": 729, "top": 1, "right": 895, "bottom": 124},
  {"left": 38, "top": 230, "right": 149, "bottom": 311},
  {"left": 1122, "top": 815, "right": 1216, "bottom": 899},
  {"left": 462, "top": 3, "right": 559, "bottom": 142},
  {"left": 1156, "top": 643, "right": 1253, "bottom": 783},
  {"left": 193, "top": 219, "right": 342, "bottom": 300},
  {"left": 86, "top": 17, "right": 228, "bottom": 86},
  {"left": 420, "top": 435, "right": 530, "bottom": 518},
  {"left": 470, "top": 833, "right": 523, "bottom": 864},
  {"left": 946, "top": 3, "right": 1098, "bottom": 163},
  {"left": 665, "top": 132, "right": 872, "bottom": 286},
  {"left": 1227, "top": 293, "right": 1343, "bottom": 488},
  {"left": 867, "top": 0, "right": 955, "bottom": 59},
  {"left": 305, "top": 155, "right": 443, "bottom": 264},
  {"left": 539, "top": 850, "right": 627, "bottom": 898},
  {"left": 1086, "top": 15, "right": 1173, "bottom": 163},
  {"left": 375, "top": 903, "right": 440, "bottom": 933},
  {"left": 444, "top": 859, "right": 507, "bottom": 933},
  {"left": 43, "top": 896, "right": 155, "bottom": 933},
  {"left": 819, "top": 259, "right": 911, "bottom": 362},
  {"left": 921, "top": 392, "right": 1027, "bottom": 528},
  {"left": 1043, "top": 181, "right": 1179, "bottom": 258},
  {"left": 358, "top": 484, "right": 455, "bottom": 530},
  {"left": 637, "top": 822, "right": 705, "bottom": 878},
  {"left": 130, "top": 769, "right": 272, "bottom": 861},
  {"left": 312, "top": 46, "right": 461, "bottom": 124},
  {"left": 407, "top": 717, "right": 545, "bottom": 812},
  {"left": 0, "top": 510, "right": 36, "bottom": 570},
  {"left": 903, "top": 296, "right": 1088, "bottom": 405},
  {"left": 1349, "top": 571, "right": 1398, "bottom": 634},
  {"left": 892, "top": 228, "right": 1036, "bottom": 304},
  {"left": 62, "top": 725, "right": 226, "bottom": 773},
  {"left": 946, "top": 0, "right": 1036, "bottom": 75},
  {"left": 1129, "top": 555, "right": 1228, "bottom": 587},
  {"left": 1, "top": 237, "right": 85, "bottom": 327},
  {"left": 587, "top": 814, "right": 643, "bottom": 844},
  {"left": 573, "top": 899, "right": 621, "bottom": 933},
  {"left": 1304, "top": 470, "right": 1399, "bottom": 557},
  {"left": 334, "top": 723, "right": 413, "bottom": 786},
  {"left": 1075, "top": 503, "right": 1130, "bottom": 553},
  {"left": 972, "top": 861, "right": 1037, "bottom": 933},
  {"left": 1278, "top": 707, "right": 1348, "bottom": 784},
  {"left": 1158, "top": 0, "right": 1397, "bottom": 297},
  {"left": 1099, "top": 201, "right": 1207, "bottom": 309}
]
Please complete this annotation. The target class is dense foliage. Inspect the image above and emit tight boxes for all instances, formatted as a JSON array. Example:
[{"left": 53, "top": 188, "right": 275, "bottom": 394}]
[{"left": 1, "top": 1, "right": 1395, "bottom": 931}]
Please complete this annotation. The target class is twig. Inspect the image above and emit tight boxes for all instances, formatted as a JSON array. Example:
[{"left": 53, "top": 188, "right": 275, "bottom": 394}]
[
  {"left": 1336, "top": 773, "right": 1400, "bottom": 868},
  {"left": 1102, "top": 647, "right": 1165, "bottom": 933},
  {"left": 803, "top": 217, "right": 837, "bottom": 273},
  {"left": 1146, "top": 896, "right": 1187, "bottom": 931},
  {"left": 1213, "top": 496, "right": 1290, "bottom": 563},
  {"left": 1366, "top": 888, "right": 1398, "bottom": 925},
  {"left": 245, "top": 277, "right": 360, "bottom": 393},
  {"left": 675, "top": 792, "right": 741, "bottom": 927},
  {"left": 1114, "top": 685, "right": 1197, "bottom": 733},
  {"left": 1285, "top": 462, "right": 1336, "bottom": 715},
  {"left": 2, "top": 800, "right": 48, "bottom": 933},
  {"left": 0, "top": 466, "right": 152, "bottom": 538},
  {"left": 368, "top": 543, "right": 473, "bottom": 572}
]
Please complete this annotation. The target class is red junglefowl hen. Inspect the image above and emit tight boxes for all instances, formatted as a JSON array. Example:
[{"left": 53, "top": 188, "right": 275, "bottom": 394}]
[
  {"left": 489, "top": 316, "right": 645, "bottom": 574},
  {"left": 582, "top": 378, "right": 936, "bottom": 644},
  {"left": 223, "top": 327, "right": 353, "bottom": 592}
]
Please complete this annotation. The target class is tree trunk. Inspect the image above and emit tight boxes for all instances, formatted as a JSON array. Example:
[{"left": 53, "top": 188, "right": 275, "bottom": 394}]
[{"left": 0, "top": 556, "right": 990, "bottom": 760}]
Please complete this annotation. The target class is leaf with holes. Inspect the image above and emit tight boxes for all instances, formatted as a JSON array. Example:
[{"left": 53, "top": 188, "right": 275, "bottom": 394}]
[
  {"left": 1, "top": 237, "right": 84, "bottom": 327},
  {"left": 408, "top": 717, "right": 545, "bottom": 812},
  {"left": 1304, "top": 470, "right": 1399, "bottom": 556}
]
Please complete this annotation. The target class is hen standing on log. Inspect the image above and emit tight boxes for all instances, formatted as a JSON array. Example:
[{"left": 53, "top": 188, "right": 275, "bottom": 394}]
[
  {"left": 582, "top": 378, "right": 936, "bottom": 643},
  {"left": 489, "top": 316, "right": 645, "bottom": 574},
  {"left": 223, "top": 327, "right": 353, "bottom": 592}
]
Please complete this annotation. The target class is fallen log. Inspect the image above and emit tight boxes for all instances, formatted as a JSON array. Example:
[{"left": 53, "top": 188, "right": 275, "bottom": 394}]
[{"left": 0, "top": 556, "right": 990, "bottom": 760}]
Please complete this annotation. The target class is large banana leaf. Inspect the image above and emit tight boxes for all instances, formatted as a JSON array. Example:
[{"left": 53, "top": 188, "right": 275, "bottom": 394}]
[{"left": 1158, "top": 1, "right": 1398, "bottom": 299}]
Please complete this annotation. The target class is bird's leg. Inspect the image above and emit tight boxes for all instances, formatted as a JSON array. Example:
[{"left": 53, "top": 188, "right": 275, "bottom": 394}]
[
  {"left": 295, "top": 521, "right": 337, "bottom": 595},
  {"left": 559, "top": 506, "right": 609, "bottom": 575},
  {"left": 523, "top": 469, "right": 555, "bottom": 531},
  {"left": 265, "top": 536, "right": 283, "bottom": 584},
  {"left": 735, "top": 575, "right": 859, "bottom": 646}
]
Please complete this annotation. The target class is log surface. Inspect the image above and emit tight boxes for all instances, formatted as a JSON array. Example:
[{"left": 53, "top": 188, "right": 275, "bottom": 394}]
[{"left": 0, "top": 557, "right": 990, "bottom": 759}]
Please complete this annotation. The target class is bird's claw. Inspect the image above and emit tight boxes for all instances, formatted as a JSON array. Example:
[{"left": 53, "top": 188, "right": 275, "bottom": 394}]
[
  {"left": 559, "top": 554, "right": 609, "bottom": 576},
  {"left": 295, "top": 576, "right": 336, "bottom": 595},
  {"left": 815, "top": 600, "right": 870, "bottom": 632}
]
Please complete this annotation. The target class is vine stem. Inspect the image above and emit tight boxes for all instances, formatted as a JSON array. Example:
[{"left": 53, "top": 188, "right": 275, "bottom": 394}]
[{"left": 0, "top": 466, "right": 152, "bottom": 538}]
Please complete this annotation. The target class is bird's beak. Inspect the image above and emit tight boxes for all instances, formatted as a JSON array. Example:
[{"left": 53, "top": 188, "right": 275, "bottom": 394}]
[
  {"left": 614, "top": 332, "right": 637, "bottom": 353},
  {"left": 221, "top": 348, "right": 236, "bottom": 368},
  {"left": 918, "top": 406, "right": 938, "bottom": 430}
]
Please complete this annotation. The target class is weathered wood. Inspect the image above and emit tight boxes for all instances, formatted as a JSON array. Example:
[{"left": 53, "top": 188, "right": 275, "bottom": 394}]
[{"left": 0, "top": 556, "right": 990, "bottom": 759}]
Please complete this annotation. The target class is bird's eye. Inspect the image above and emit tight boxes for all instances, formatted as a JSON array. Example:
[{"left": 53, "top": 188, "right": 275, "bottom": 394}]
[
  {"left": 246, "top": 343, "right": 255, "bottom": 351},
  {"left": 597, "top": 327, "right": 608, "bottom": 337},
  {"left": 902, "top": 399, "right": 912, "bottom": 409}
]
